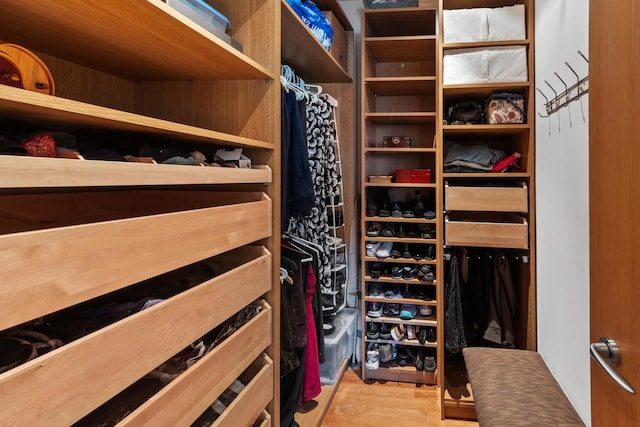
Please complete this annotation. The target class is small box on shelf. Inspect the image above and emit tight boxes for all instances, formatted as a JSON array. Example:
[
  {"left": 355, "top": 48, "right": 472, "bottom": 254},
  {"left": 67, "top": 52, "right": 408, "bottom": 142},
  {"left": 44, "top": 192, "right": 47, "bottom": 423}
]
[
  {"left": 383, "top": 136, "right": 411, "bottom": 148},
  {"left": 322, "top": 11, "right": 348, "bottom": 68},
  {"left": 395, "top": 169, "right": 431, "bottom": 183}
]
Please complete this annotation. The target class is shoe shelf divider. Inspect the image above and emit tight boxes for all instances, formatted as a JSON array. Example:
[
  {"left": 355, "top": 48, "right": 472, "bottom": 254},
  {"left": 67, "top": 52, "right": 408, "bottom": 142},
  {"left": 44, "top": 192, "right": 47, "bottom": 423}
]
[
  {"left": 360, "top": 4, "right": 441, "bottom": 386},
  {"left": 437, "top": 0, "right": 537, "bottom": 420},
  {"left": 0, "top": 0, "right": 281, "bottom": 425}
]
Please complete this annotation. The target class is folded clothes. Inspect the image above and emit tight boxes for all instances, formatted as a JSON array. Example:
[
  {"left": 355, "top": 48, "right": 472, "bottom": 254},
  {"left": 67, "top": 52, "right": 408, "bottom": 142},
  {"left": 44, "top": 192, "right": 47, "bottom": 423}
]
[{"left": 444, "top": 142, "right": 506, "bottom": 171}]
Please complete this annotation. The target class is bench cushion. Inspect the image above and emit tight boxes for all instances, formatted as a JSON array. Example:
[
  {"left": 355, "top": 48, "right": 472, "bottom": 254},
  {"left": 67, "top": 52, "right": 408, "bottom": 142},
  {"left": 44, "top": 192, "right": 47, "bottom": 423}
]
[{"left": 463, "top": 347, "right": 585, "bottom": 427}]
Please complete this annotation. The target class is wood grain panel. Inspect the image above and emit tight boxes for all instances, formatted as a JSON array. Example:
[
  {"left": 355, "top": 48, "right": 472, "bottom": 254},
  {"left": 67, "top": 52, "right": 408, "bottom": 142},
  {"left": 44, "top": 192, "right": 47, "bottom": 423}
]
[
  {"left": 119, "top": 309, "right": 272, "bottom": 426},
  {"left": 445, "top": 183, "right": 528, "bottom": 212},
  {"left": 216, "top": 355, "right": 274, "bottom": 427},
  {"left": 445, "top": 216, "right": 528, "bottom": 249},
  {"left": 0, "top": 196, "right": 271, "bottom": 330},
  {"left": 0, "top": 256, "right": 271, "bottom": 426},
  {"left": 365, "top": 37, "right": 437, "bottom": 63}
]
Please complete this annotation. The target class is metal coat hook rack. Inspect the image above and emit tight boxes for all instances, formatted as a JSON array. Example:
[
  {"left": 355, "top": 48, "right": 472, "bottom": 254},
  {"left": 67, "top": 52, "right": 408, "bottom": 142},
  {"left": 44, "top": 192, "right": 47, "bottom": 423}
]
[{"left": 537, "top": 50, "right": 589, "bottom": 119}]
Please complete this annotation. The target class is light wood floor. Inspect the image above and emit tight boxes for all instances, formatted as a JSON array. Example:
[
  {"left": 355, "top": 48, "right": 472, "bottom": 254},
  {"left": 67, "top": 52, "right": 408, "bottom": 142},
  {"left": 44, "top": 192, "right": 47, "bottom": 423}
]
[{"left": 303, "top": 366, "right": 478, "bottom": 427}]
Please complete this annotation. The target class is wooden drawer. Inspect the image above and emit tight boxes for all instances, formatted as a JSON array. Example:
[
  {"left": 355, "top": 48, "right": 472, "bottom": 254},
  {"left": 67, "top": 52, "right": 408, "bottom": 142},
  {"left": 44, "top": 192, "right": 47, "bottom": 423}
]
[
  {"left": 119, "top": 305, "right": 273, "bottom": 427},
  {"left": 0, "top": 192, "right": 272, "bottom": 331},
  {"left": 445, "top": 182, "right": 528, "bottom": 212},
  {"left": 445, "top": 214, "right": 529, "bottom": 249},
  {"left": 253, "top": 410, "right": 271, "bottom": 427},
  {"left": 214, "top": 354, "right": 274, "bottom": 427},
  {"left": 0, "top": 249, "right": 272, "bottom": 427}
]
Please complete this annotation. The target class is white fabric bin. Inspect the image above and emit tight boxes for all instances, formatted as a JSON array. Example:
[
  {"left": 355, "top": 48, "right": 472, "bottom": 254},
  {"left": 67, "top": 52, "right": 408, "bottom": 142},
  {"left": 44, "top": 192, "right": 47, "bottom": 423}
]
[
  {"left": 443, "top": 5, "right": 525, "bottom": 44},
  {"left": 443, "top": 8, "right": 488, "bottom": 43},
  {"left": 487, "top": 5, "right": 525, "bottom": 41},
  {"left": 443, "top": 45, "right": 528, "bottom": 85}
]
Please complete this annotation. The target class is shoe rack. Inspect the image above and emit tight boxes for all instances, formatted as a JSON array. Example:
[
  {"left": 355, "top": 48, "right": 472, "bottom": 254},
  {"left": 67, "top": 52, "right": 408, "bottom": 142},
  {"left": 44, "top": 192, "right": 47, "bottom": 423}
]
[
  {"left": 360, "top": 2, "right": 441, "bottom": 385},
  {"left": 0, "top": 1, "right": 278, "bottom": 425},
  {"left": 437, "top": 0, "right": 536, "bottom": 419}
]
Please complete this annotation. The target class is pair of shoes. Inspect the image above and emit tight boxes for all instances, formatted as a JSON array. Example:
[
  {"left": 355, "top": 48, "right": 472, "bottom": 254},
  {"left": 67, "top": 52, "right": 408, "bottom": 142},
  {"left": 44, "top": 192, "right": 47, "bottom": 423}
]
[
  {"left": 381, "top": 225, "right": 396, "bottom": 237},
  {"left": 417, "top": 326, "right": 437, "bottom": 345},
  {"left": 376, "top": 242, "right": 393, "bottom": 258},
  {"left": 379, "top": 323, "right": 392, "bottom": 340},
  {"left": 391, "top": 265, "right": 403, "bottom": 279},
  {"left": 379, "top": 343, "right": 393, "bottom": 363},
  {"left": 366, "top": 223, "right": 381, "bottom": 237},
  {"left": 419, "top": 304, "right": 433, "bottom": 317},
  {"left": 418, "top": 265, "right": 435, "bottom": 282},
  {"left": 367, "top": 302, "right": 383, "bottom": 318},
  {"left": 403, "top": 265, "right": 419, "bottom": 280},
  {"left": 413, "top": 190, "right": 425, "bottom": 217},
  {"left": 368, "top": 282, "right": 384, "bottom": 297},
  {"left": 383, "top": 303, "right": 400, "bottom": 316},
  {"left": 367, "top": 322, "right": 380, "bottom": 339},
  {"left": 391, "top": 323, "right": 405, "bottom": 342},
  {"left": 366, "top": 241, "right": 381, "bottom": 257},
  {"left": 390, "top": 243, "right": 402, "bottom": 258},
  {"left": 365, "top": 343, "right": 380, "bottom": 370},
  {"left": 423, "top": 210, "right": 436, "bottom": 219},
  {"left": 399, "top": 304, "right": 417, "bottom": 320},
  {"left": 397, "top": 347, "right": 416, "bottom": 366},
  {"left": 369, "top": 263, "right": 382, "bottom": 279},
  {"left": 424, "top": 355, "right": 437, "bottom": 372},
  {"left": 384, "top": 285, "right": 402, "bottom": 299}
]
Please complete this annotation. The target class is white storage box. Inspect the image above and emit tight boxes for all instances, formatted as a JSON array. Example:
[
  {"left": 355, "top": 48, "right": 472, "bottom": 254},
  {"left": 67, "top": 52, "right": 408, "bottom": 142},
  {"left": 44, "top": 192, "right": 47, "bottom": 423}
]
[
  {"left": 320, "top": 308, "right": 357, "bottom": 385},
  {"left": 443, "top": 5, "right": 525, "bottom": 44},
  {"left": 443, "top": 46, "right": 528, "bottom": 85}
]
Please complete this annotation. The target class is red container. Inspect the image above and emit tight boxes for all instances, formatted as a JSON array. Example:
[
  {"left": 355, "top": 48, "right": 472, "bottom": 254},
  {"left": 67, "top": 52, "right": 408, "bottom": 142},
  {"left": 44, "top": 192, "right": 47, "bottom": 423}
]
[{"left": 395, "top": 168, "right": 431, "bottom": 183}]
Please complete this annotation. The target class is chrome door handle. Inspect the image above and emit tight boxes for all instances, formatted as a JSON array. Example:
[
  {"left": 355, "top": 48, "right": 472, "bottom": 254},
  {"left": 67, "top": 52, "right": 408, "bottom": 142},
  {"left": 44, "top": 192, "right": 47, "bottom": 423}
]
[{"left": 590, "top": 337, "right": 636, "bottom": 394}]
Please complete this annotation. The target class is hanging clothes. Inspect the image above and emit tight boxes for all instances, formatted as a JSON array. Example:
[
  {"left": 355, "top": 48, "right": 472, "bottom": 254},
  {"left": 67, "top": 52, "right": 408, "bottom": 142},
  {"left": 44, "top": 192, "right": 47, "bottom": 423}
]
[
  {"left": 288, "top": 93, "right": 342, "bottom": 311},
  {"left": 445, "top": 254, "right": 467, "bottom": 354},
  {"left": 483, "top": 252, "right": 518, "bottom": 347},
  {"left": 302, "top": 266, "right": 321, "bottom": 402},
  {"left": 281, "top": 86, "right": 315, "bottom": 231}
]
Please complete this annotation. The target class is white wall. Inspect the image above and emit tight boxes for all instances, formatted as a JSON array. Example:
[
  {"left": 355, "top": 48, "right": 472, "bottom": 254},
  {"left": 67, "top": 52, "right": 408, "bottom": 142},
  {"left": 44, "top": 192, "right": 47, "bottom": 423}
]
[{"left": 535, "top": 1, "right": 590, "bottom": 424}]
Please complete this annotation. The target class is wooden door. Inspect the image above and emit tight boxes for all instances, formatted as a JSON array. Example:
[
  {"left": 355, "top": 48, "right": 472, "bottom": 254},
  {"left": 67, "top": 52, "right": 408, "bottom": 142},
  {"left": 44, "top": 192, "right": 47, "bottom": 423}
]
[{"left": 590, "top": 1, "right": 640, "bottom": 425}]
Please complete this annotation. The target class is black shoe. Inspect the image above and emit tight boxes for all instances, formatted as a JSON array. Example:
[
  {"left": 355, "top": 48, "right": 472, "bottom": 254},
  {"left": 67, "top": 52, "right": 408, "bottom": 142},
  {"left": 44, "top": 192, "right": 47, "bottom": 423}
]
[
  {"left": 418, "top": 328, "right": 427, "bottom": 345},
  {"left": 426, "top": 327, "right": 436, "bottom": 343}
]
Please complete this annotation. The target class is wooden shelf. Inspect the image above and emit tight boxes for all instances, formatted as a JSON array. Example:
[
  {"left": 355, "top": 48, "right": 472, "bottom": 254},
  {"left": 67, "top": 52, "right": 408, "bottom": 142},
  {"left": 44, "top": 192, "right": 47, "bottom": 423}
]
[
  {"left": 365, "top": 182, "right": 437, "bottom": 188},
  {"left": 366, "top": 315, "right": 437, "bottom": 327},
  {"left": 443, "top": 0, "right": 526, "bottom": 10},
  {"left": 0, "top": 0, "right": 273, "bottom": 81},
  {"left": 365, "top": 338, "right": 438, "bottom": 349},
  {"left": 365, "top": 36, "right": 437, "bottom": 62},
  {"left": 443, "top": 124, "right": 530, "bottom": 134},
  {"left": 443, "top": 172, "right": 531, "bottom": 178},
  {"left": 443, "top": 82, "right": 530, "bottom": 98},
  {"left": 365, "top": 365, "right": 436, "bottom": 384},
  {"left": 365, "top": 296, "right": 437, "bottom": 306},
  {"left": 364, "top": 112, "right": 436, "bottom": 125},
  {"left": 365, "top": 77, "right": 437, "bottom": 96},
  {"left": 366, "top": 236, "right": 436, "bottom": 244},
  {"left": 443, "top": 39, "right": 530, "bottom": 50},
  {"left": 364, "top": 275, "right": 438, "bottom": 286},
  {"left": 311, "top": 0, "right": 353, "bottom": 30},
  {"left": 0, "top": 156, "right": 272, "bottom": 188},
  {"left": 0, "top": 86, "right": 274, "bottom": 150},
  {"left": 365, "top": 8, "right": 437, "bottom": 37},
  {"left": 281, "top": 0, "right": 351, "bottom": 83},
  {"left": 364, "top": 147, "right": 437, "bottom": 154},
  {"left": 364, "top": 216, "right": 437, "bottom": 223}
]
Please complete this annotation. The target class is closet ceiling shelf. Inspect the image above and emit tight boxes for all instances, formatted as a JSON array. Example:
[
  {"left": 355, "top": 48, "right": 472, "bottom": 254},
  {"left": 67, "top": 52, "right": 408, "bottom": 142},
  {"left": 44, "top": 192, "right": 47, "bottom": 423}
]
[{"left": 281, "top": 0, "right": 351, "bottom": 83}]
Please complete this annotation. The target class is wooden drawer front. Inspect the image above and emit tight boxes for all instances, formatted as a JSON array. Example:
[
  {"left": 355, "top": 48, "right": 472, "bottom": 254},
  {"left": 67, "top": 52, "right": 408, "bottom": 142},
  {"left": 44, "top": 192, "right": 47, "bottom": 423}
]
[
  {"left": 0, "top": 252, "right": 272, "bottom": 427},
  {"left": 445, "top": 183, "right": 528, "bottom": 212},
  {"left": 254, "top": 410, "right": 272, "bottom": 427},
  {"left": 445, "top": 216, "right": 529, "bottom": 249},
  {"left": 0, "top": 194, "right": 271, "bottom": 331},
  {"left": 119, "top": 306, "right": 273, "bottom": 427},
  {"left": 214, "top": 354, "right": 274, "bottom": 427}
]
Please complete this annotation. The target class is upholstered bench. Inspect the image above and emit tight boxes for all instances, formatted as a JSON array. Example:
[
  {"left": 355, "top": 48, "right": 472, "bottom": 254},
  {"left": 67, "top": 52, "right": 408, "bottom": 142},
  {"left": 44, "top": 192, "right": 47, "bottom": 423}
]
[{"left": 462, "top": 347, "right": 585, "bottom": 427}]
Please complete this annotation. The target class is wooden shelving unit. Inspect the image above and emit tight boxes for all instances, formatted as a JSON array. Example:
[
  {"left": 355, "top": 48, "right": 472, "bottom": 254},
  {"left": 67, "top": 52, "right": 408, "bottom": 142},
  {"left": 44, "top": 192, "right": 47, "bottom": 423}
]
[
  {"left": 0, "top": 1, "right": 280, "bottom": 425},
  {"left": 360, "top": 4, "right": 441, "bottom": 387},
  {"left": 438, "top": 0, "right": 536, "bottom": 420}
]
